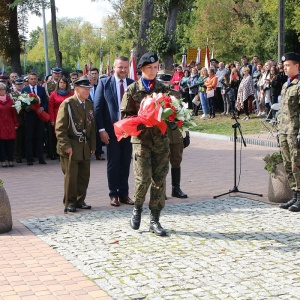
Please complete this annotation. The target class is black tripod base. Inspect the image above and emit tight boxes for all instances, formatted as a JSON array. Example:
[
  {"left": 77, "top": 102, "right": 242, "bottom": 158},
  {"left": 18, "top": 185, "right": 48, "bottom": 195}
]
[{"left": 213, "top": 186, "right": 263, "bottom": 199}]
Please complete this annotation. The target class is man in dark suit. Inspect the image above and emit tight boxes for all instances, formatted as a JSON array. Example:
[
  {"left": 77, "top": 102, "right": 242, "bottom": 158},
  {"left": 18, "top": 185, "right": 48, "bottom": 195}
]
[
  {"left": 94, "top": 56, "right": 134, "bottom": 207},
  {"left": 22, "top": 72, "right": 48, "bottom": 165}
]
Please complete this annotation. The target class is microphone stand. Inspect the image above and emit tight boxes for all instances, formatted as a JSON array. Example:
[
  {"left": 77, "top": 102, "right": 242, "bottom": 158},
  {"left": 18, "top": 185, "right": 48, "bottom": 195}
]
[{"left": 213, "top": 111, "right": 263, "bottom": 199}]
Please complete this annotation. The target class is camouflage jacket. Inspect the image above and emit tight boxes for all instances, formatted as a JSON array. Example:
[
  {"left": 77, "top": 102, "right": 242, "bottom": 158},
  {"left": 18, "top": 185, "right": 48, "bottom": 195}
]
[
  {"left": 121, "top": 79, "right": 170, "bottom": 146},
  {"left": 277, "top": 75, "right": 300, "bottom": 134}
]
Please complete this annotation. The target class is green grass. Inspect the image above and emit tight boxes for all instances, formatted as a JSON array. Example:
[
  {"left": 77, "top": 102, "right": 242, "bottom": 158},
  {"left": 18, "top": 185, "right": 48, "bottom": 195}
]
[{"left": 192, "top": 113, "right": 263, "bottom": 136}]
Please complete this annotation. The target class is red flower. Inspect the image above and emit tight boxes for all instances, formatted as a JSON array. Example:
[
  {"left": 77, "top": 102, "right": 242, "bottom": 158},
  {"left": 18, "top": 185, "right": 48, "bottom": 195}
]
[
  {"left": 168, "top": 114, "right": 175, "bottom": 121},
  {"left": 29, "top": 93, "right": 36, "bottom": 97},
  {"left": 177, "top": 120, "right": 183, "bottom": 127}
]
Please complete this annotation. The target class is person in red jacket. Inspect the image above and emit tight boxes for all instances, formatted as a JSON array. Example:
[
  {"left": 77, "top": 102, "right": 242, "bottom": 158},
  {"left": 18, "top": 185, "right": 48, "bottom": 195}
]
[
  {"left": 171, "top": 66, "right": 184, "bottom": 91},
  {"left": 0, "top": 83, "right": 19, "bottom": 167},
  {"left": 48, "top": 77, "right": 73, "bottom": 159}
]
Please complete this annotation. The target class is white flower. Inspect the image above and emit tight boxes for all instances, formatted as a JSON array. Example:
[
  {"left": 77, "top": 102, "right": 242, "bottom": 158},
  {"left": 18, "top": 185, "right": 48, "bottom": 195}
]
[{"left": 14, "top": 101, "right": 22, "bottom": 113}]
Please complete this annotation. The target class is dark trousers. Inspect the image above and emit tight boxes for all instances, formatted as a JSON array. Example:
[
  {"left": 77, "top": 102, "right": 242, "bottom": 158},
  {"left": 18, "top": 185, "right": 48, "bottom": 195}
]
[
  {"left": 25, "top": 117, "right": 45, "bottom": 162},
  {"left": 60, "top": 156, "right": 90, "bottom": 207},
  {"left": 47, "top": 122, "right": 57, "bottom": 157},
  {"left": 208, "top": 97, "right": 215, "bottom": 116},
  {"left": 15, "top": 125, "right": 25, "bottom": 159},
  {"left": 0, "top": 139, "right": 15, "bottom": 162},
  {"left": 215, "top": 87, "right": 223, "bottom": 112},
  {"left": 106, "top": 135, "right": 132, "bottom": 198}
]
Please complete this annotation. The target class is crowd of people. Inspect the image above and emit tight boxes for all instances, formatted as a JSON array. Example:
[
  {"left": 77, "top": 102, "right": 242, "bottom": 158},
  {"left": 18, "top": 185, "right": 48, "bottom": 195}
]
[
  {"left": 170, "top": 55, "right": 288, "bottom": 120},
  {"left": 1, "top": 51, "right": 299, "bottom": 232}
]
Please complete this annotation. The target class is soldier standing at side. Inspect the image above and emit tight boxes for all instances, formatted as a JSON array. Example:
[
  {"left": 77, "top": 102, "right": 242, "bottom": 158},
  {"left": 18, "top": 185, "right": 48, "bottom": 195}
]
[
  {"left": 55, "top": 76, "right": 96, "bottom": 213},
  {"left": 278, "top": 52, "right": 300, "bottom": 212}
]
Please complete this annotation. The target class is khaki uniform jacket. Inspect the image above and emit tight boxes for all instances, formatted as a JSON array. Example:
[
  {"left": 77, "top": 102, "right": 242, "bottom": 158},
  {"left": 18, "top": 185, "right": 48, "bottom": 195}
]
[
  {"left": 55, "top": 95, "right": 96, "bottom": 160},
  {"left": 277, "top": 75, "right": 300, "bottom": 134},
  {"left": 121, "top": 79, "right": 169, "bottom": 147}
]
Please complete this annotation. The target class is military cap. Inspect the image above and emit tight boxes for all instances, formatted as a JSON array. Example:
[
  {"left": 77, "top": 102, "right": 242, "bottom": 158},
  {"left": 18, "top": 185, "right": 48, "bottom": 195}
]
[
  {"left": 14, "top": 78, "right": 24, "bottom": 85},
  {"left": 137, "top": 52, "right": 159, "bottom": 69},
  {"left": 281, "top": 52, "right": 300, "bottom": 63},
  {"left": 0, "top": 75, "right": 9, "bottom": 82},
  {"left": 73, "top": 76, "right": 92, "bottom": 88},
  {"left": 23, "top": 76, "right": 28, "bottom": 82},
  {"left": 52, "top": 67, "right": 62, "bottom": 73}
]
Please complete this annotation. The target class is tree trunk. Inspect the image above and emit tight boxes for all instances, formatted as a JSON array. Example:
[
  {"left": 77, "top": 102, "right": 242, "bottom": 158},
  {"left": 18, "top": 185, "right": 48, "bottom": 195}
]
[
  {"left": 50, "top": 0, "right": 62, "bottom": 67},
  {"left": 137, "top": 0, "right": 154, "bottom": 62},
  {"left": 8, "top": 3, "right": 22, "bottom": 75},
  {"left": 162, "top": 0, "right": 179, "bottom": 70}
]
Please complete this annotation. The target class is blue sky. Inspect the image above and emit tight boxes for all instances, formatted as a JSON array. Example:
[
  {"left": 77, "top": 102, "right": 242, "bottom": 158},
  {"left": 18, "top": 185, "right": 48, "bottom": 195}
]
[{"left": 27, "top": 0, "right": 112, "bottom": 35}]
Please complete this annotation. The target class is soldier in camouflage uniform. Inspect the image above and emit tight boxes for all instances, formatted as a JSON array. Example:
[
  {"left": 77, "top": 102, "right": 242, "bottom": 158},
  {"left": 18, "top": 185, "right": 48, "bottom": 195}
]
[
  {"left": 277, "top": 52, "right": 300, "bottom": 212},
  {"left": 121, "top": 52, "right": 170, "bottom": 236}
]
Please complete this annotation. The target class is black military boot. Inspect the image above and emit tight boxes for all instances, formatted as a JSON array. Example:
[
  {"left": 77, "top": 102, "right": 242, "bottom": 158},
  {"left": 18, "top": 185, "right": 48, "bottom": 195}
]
[
  {"left": 289, "top": 191, "right": 300, "bottom": 212},
  {"left": 149, "top": 210, "right": 167, "bottom": 236},
  {"left": 130, "top": 206, "right": 143, "bottom": 230},
  {"left": 279, "top": 191, "right": 297, "bottom": 209},
  {"left": 171, "top": 168, "right": 188, "bottom": 198}
]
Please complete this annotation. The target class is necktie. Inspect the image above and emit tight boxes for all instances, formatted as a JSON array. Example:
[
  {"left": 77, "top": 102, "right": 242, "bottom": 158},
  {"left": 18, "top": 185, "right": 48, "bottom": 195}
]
[
  {"left": 32, "top": 86, "right": 35, "bottom": 94},
  {"left": 120, "top": 79, "right": 124, "bottom": 101}
]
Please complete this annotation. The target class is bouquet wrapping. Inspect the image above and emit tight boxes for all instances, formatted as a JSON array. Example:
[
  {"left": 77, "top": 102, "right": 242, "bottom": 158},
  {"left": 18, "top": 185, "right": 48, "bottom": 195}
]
[{"left": 114, "top": 93, "right": 195, "bottom": 141}]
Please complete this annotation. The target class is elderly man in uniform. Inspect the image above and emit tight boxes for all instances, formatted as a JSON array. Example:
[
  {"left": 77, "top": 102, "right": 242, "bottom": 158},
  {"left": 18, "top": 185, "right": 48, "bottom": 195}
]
[
  {"left": 278, "top": 52, "right": 300, "bottom": 212},
  {"left": 55, "top": 76, "right": 96, "bottom": 213},
  {"left": 121, "top": 52, "right": 170, "bottom": 236}
]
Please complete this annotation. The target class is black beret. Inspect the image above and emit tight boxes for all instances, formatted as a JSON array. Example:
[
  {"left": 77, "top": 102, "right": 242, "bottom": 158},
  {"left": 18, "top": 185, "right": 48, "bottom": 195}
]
[
  {"left": 52, "top": 67, "right": 62, "bottom": 73},
  {"left": 14, "top": 78, "right": 24, "bottom": 85},
  {"left": 137, "top": 52, "right": 158, "bottom": 69},
  {"left": 282, "top": 52, "right": 300, "bottom": 63},
  {"left": 73, "top": 76, "right": 92, "bottom": 88}
]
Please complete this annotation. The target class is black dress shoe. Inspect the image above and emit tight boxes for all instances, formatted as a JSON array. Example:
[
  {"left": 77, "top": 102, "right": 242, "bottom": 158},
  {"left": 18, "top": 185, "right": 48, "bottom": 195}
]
[
  {"left": 39, "top": 159, "right": 47, "bottom": 164},
  {"left": 16, "top": 158, "right": 22, "bottom": 163},
  {"left": 66, "top": 205, "right": 77, "bottom": 213},
  {"left": 27, "top": 161, "right": 33, "bottom": 166},
  {"left": 77, "top": 203, "right": 91, "bottom": 209}
]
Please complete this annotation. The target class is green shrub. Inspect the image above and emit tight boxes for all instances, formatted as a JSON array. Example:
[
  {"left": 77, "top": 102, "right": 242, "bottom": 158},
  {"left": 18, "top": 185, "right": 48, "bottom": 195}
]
[{"left": 263, "top": 152, "right": 283, "bottom": 174}]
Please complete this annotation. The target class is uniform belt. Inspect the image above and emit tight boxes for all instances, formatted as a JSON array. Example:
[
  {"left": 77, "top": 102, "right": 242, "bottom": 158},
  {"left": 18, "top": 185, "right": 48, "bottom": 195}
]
[{"left": 68, "top": 135, "right": 89, "bottom": 142}]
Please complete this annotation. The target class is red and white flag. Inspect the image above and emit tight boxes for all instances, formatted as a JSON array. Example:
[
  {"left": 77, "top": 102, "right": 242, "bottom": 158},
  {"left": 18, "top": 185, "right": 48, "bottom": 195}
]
[
  {"left": 181, "top": 55, "right": 187, "bottom": 68},
  {"left": 196, "top": 48, "right": 201, "bottom": 64},
  {"left": 129, "top": 49, "right": 138, "bottom": 81},
  {"left": 205, "top": 45, "right": 210, "bottom": 70},
  {"left": 106, "top": 55, "right": 111, "bottom": 76}
]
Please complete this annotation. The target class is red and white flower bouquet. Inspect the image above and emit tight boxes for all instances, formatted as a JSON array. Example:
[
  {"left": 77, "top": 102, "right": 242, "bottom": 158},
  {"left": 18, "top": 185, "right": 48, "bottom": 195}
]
[
  {"left": 14, "top": 92, "right": 50, "bottom": 122},
  {"left": 114, "top": 92, "right": 195, "bottom": 141}
]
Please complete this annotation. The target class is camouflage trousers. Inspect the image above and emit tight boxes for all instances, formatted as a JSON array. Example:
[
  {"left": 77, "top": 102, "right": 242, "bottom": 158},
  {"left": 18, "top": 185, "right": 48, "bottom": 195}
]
[
  {"left": 132, "top": 140, "right": 170, "bottom": 211},
  {"left": 279, "top": 134, "right": 300, "bottom": 191}
]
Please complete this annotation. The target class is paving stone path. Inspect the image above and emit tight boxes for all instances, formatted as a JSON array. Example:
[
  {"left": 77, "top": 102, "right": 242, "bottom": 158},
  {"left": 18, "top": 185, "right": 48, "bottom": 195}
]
[{"left": 21, "top": 198, "right": 300, "bottom": 300}]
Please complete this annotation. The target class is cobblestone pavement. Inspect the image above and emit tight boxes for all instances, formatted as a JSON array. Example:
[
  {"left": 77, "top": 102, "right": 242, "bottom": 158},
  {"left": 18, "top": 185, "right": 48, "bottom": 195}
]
[{"left": 21, "top": 198, "right": 300, "bottom": 300}]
